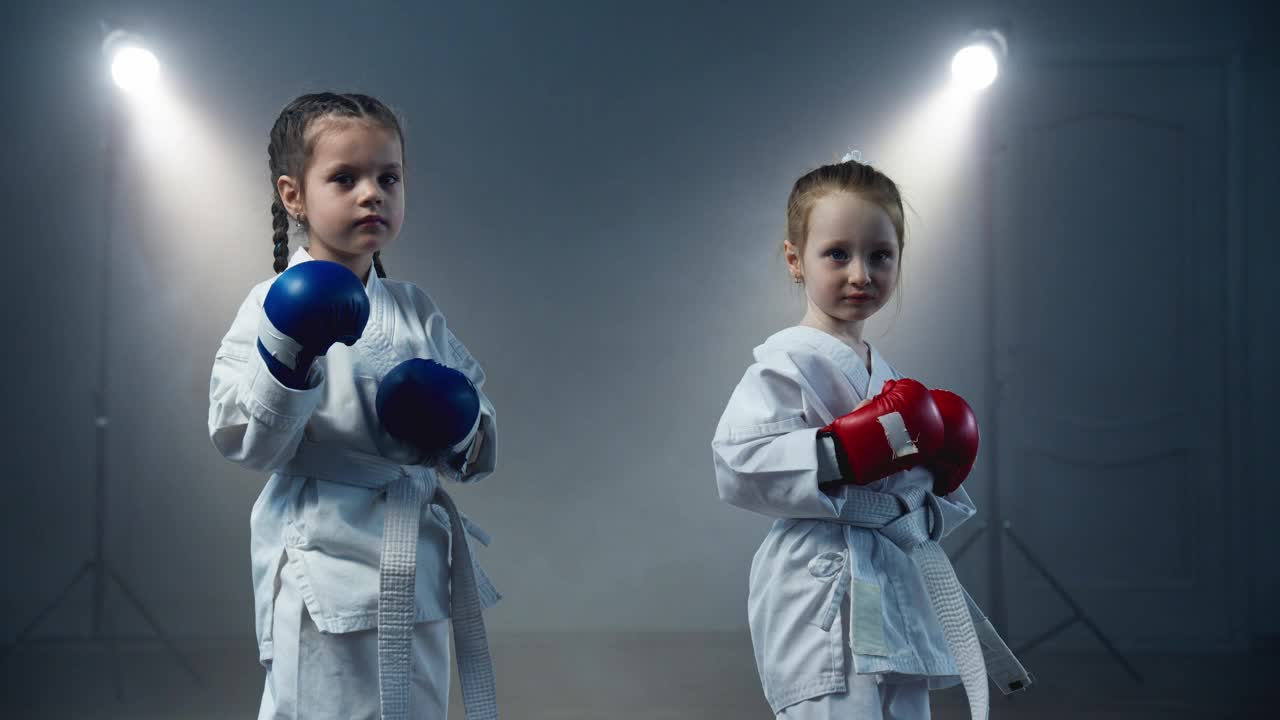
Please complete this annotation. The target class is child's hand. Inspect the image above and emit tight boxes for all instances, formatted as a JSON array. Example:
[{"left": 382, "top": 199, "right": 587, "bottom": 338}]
[
  {"left": 818, "top": 378, "right": 944, "bottom": 485},
  {"left": 258, "top": 260, "right": 370, "bottom": 389},
  {"left": 927, "top": 389, "right": 979, "bottom": 496},
  {"left": 376, "top": 358, "right": 480, "bottom": 459}
]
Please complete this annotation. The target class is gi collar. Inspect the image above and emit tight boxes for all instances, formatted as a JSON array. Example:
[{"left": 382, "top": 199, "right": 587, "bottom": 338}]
[{"left": 286, "top": 245, "right": 381, "bottom": 295}]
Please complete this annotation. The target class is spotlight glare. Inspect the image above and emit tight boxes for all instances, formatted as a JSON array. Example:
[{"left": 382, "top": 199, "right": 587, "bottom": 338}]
[
  {"left": 110, "top": 45, "right": 159, "bottom": 94},
  {"left": 951, "top": 43, "right": 999, "bottom": 91}
]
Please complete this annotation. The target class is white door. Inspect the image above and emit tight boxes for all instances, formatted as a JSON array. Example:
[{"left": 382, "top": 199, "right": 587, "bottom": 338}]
[{"left": 987, "top": 56, "right": 1235, "bottom": 653}]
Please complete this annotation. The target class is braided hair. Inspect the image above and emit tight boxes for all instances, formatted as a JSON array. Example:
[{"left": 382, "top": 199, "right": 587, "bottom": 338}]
[{"left": 267, "top": 92, "right": 404, "bottom": 277}]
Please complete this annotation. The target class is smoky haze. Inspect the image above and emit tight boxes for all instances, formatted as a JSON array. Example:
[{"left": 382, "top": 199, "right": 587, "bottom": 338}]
[{"left": 1, "top": 0, "right": 1277, "bottom": 716}]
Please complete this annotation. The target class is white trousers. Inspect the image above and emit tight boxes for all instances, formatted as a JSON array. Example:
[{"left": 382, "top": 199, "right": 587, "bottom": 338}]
[
  {"left": 776, "top": 579, "right": 932, "bottom": 720},
  {"left": 777, "top": 674, "right": 930, "bottom": 720},
  {"left": 257, "top": 563, "right": 451, "bottom": 720}
]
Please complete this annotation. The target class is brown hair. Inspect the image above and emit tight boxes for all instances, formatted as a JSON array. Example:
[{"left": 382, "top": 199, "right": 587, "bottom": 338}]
[
  {"left": 267, "top": 92, "right": 406, "bottom": 276},
  {"left": 784, "top": 157, "right": 908, "bottom": 320}
]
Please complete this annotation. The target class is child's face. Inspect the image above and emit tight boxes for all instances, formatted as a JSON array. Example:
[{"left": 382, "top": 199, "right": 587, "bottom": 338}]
[
  {"left": 289, "top": 118, "right": 405, "bottom": 261},
  {"left": 788, "top": 191, "right": 899, "bottom": 325}
]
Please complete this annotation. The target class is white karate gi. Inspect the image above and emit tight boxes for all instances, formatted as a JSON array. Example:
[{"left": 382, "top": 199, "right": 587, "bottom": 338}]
[
  {"left": 209, "top": 247, "right": 501, "bottom": 720},
  {"left": 713, "top": 326, "right": 1024, "bottom": 719}
]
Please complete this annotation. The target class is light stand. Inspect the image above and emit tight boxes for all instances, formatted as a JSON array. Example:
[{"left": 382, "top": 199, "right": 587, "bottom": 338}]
[
  {"left": 0, "top": 22, "right": 201, "bottom": 699},
  {"left": 944, "top": 26, "right": 1143, "bottom": 687}
]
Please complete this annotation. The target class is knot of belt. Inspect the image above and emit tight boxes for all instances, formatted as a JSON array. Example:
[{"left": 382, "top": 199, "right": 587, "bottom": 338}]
[
  {"left": 829, "top": 484, "right": 990, "bottom": 720},
  {"left": 283, "top": 441, "right": 498, "bottom": 720}
]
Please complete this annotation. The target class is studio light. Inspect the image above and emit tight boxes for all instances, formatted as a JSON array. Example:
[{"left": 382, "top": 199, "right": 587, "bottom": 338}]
[
  {"left": 0, "top": 22, "right": 200, "bottom": 696},
  {"left": 951, "top": 29, "right": 1007, "bottom": 92},
  {"left": 103, "top": 29, "right": 160, "bottom": 95}
]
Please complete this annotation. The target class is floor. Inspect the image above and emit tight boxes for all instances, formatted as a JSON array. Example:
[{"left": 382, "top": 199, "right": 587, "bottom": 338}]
[{"left": 1, "top": 632, "right": 1275, "bottom": 718}]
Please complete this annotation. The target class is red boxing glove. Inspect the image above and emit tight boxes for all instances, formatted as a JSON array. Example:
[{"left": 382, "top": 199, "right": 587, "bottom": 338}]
[
  {"left": 819, "top": 378, "right": 945, "bottom": 486},
  {"left": 928, "top": 389, "right": 980, "bottom": 496}
]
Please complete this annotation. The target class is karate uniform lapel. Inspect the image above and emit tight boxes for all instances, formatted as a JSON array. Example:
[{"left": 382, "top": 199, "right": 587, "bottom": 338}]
[
  {"left": 790, "top": 326, "right": 879, "bottom": 401},
  {"left": 865, "top": 339, "right": 895, "bottom": 401}
]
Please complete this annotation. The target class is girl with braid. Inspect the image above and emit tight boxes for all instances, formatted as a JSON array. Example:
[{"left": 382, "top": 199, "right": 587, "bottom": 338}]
[{"left": 209, "top": 92, "right": 502, "bottom": 720}]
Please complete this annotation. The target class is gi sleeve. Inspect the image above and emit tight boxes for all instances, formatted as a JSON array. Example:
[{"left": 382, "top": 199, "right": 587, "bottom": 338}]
[
  {"left": 934, "top": 483, "right": 978, "bottom": 539},
  {"left": 712, "top": 358, "right": 842, "bottom": 520},
  {"left": 208, "top": 287, "right": 325, "bottom": 473},
  {"left": 405, "top": 285, "right": 497, "bottom": 484},
  {"left": 440, "top": 328, "right": 497, "bottom": 484}
]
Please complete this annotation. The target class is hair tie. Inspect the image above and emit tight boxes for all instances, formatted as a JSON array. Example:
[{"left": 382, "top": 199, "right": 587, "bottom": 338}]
[{"left": 841, "top": 148, "right": 863, "bottom": 163}]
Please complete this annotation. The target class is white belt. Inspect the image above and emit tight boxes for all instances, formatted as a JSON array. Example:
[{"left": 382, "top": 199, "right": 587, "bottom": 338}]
[
  {"left": 283, "top": 440, "right": 499, "bottom": 720},
  {"left": 826, "top": 485, "right": 1032, "bottom": 719}
]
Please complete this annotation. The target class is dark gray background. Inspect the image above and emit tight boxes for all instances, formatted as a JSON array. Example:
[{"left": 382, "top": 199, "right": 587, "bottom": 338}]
[{"left": 2, "top": 0, "right": 1277, "bottom": 716}]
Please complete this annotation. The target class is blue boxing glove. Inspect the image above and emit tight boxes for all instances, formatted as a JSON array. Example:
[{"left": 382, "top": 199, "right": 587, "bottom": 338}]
[
  {"left": 376, "top": 358, "right": 481, "bottom": 461},
  {"left": 257, "top": 260, "right": 370, "bottom": 389}
]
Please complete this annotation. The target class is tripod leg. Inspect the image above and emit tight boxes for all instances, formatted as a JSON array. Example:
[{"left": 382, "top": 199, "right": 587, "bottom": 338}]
[
  {"left": 107, "top": 565, "right": 202, "bottom": 685},
  {"left": 1013, "top": 615, "right": 1076, "bottom": 655},
  {"left": 0, "top": 561, "right": 94, "bottom": 665},
  {"left": 1070, "top": 605, "right": 1145, "bottom": 685},
  {"left": 1004, "top": 525, "right": 1144, "bottom": 685}
]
